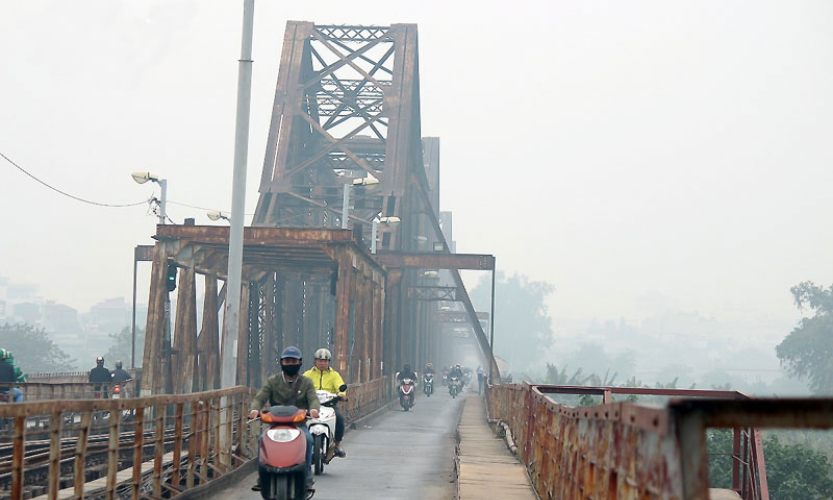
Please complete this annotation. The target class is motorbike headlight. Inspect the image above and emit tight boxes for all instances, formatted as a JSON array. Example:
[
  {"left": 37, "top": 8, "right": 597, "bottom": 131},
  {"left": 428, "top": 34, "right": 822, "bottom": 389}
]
[{"left": 266, "top": 428, "right": 301, "bottom": 443}]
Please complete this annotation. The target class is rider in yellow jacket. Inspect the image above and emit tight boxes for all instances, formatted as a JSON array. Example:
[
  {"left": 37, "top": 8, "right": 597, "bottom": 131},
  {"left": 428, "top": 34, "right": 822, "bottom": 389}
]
[{"left": 303, "top": 348, "right": 347, "bottom": 459}]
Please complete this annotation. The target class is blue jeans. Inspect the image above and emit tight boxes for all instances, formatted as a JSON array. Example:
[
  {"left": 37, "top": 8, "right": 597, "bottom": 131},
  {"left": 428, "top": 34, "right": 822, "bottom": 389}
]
[
  {"left": 12, "top": 388, "right": 22, "bottom": 403},
  {"left": 300, "top": 425, "right": 313, "bottom": 478}
]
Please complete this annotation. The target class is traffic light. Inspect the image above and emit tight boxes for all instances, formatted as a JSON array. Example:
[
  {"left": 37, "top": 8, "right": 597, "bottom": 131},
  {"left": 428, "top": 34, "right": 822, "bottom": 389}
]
[{"left": 166, "top": 263, "right": 178, "bottom": 292}]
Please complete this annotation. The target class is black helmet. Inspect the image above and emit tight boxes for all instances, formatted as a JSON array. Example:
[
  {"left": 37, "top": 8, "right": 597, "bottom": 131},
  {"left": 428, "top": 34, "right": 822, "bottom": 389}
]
[
  {"left": 404, "top": 364, "right": 411, "bottom": 372},
  {"left": 115, "top": 360, "right": 123, "bottom": 369},
  {"left": 96, "top": 356, "right": 104, "bottom": 366}
]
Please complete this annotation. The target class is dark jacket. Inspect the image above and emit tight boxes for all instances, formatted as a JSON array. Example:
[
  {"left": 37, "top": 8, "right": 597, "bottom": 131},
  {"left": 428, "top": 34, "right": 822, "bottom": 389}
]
[
  {"left": 398, "top": 370, "right": 417, "bottom": 381},
  {"left": 0, "top": 359, "right": 15, "bottom": 393},
  {"left": 111, "top": 368, "right": 132, "bottom": 384},
  {"left": 89, "top": 366, "right": 111, "bottom": 384},
  {"left": 251, "top": 373, "right": 321, "bottom": 412}
]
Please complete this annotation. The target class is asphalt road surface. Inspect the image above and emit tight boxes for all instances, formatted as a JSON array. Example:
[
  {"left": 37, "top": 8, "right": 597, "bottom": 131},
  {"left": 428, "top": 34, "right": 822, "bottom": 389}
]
[{"left": 212, "top": 385, "right": 469, "bottom": 500}]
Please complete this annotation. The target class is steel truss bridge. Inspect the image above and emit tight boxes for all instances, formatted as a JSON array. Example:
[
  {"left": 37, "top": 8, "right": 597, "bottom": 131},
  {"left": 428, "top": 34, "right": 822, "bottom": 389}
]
[{"left": 2, "top": 21, "right": 833, "bottom": 500}]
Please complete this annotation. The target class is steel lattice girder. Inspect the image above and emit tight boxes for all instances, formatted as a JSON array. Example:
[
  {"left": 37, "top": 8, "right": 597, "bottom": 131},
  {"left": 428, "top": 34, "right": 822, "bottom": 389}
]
[
  {"left": 253, "top": 21, "right": 429, "bottom": 251},
  {"left": 407, "top": 285, "right": 458, "bottom": 301}
]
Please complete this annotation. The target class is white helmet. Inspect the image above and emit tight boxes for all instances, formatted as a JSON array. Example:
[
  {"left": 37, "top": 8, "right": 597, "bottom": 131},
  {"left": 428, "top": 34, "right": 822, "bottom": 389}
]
[{"left": 314, "top": 348, "right": 332, "bottom": 360}]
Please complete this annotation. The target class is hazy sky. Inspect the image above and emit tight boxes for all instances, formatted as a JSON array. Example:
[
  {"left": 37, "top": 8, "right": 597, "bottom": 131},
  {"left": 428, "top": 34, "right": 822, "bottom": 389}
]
[{"left": 2, "top": 1, "right": 832, "bottom": 345}]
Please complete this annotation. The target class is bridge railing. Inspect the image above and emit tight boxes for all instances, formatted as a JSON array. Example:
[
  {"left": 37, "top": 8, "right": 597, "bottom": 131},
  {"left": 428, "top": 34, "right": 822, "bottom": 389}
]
[
  {"left": 342, "top": 375, "right": 395, "bottom": 424},
  {"left": 15, "top": 381, "right": 140, "bottom": 401},
  {"left": 486, "top": 383, "right": 785, "bottom": 500},
  {"left": 0, "top": 386, "right": 257, "bottom": 500}
]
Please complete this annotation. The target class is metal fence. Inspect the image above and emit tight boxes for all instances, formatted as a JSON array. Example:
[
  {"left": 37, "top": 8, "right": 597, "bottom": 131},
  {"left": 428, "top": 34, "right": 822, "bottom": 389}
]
[
  {"left": 15, "top": 382, "right": 140, "bottom": 401},
  {"left": 341, "top": 375, "right": 395, "bottom": 424},
  {"left": 0, "top": 386, "right": 257, "bottom": 500},
  {"left": 485, "top": 383, "right": 833, "bottom": 500}
]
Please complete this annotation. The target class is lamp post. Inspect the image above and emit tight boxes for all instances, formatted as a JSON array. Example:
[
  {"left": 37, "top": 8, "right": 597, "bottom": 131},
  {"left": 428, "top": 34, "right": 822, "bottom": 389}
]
[
  {"left": 341, "top": 177, "right": 380, "bottom": 229},
  {"left": 371, "top": 216, "right": 400, "bottom": 254},
  {"left": 131, "top": 171, "right": 167, "bottom": 225}
]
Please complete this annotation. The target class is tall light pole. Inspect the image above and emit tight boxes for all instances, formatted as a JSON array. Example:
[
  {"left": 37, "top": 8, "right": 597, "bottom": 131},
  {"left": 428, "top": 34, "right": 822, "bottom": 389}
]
[
  {"left": 221, "top": 0, "right": 255, "bottom": 391},
  {"left": 342, "top": 177, "right": 380, "bottom": 229},
  {"left": 131, "top": 171, "right": 167, "bottom": 224},
  {"left": 371, "top": 216, "right": 400, "bottom": 254}
]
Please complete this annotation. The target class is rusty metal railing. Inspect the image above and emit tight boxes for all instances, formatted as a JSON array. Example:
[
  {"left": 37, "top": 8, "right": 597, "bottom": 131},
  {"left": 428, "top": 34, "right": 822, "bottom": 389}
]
[
  {"left": 486, "top": 383, "right": 833, "bottom": 500},
  {"left": 0, "top": 386, "right": 257, "bottom": 500},
  {"left": 342, "top": 375, "right": 395, "bottom": 424},
  {"left": 15, "top": 382, "right": 140, "bottom": 401}
]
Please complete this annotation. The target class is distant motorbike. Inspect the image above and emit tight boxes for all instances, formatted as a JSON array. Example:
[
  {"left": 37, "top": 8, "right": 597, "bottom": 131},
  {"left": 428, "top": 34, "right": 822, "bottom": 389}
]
[
  {"left": 255, "top": 405, "right": 314, "bottom": 500},
  {"left": 448, "top": 375, "right": 462, "bottom": 399},
  {"left": 307, "top": 384, "right": 347, "bottom": 475},
  {"left": 422, "top": 374, "right": 434, "bottom": 397},
  {"left": 399, "top": 378, "right": 415, "bottom": 411}
]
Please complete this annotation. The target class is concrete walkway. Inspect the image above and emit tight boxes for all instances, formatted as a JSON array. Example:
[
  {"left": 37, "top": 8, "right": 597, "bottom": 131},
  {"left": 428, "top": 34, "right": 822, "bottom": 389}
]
[
  {"left": 210, "top": 389, "right": 465, "bottom": 500},
  {"left": 456, "top": 394, "right": 537, "bottom": 500}
]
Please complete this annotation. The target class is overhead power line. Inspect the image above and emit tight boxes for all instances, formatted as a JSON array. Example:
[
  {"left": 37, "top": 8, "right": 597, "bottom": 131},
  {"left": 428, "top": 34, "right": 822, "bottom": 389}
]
[{"left": 1, "top": 150, "right": 149, "bottom": 208}]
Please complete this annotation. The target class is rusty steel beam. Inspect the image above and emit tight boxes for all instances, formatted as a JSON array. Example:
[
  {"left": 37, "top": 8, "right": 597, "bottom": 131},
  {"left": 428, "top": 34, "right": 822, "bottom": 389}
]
[
  {"left": 374, "top": 252, "right": 494, "bottom": 270},
  {"left": 173, "top": 265, "right": 198, "bottom": 393}
]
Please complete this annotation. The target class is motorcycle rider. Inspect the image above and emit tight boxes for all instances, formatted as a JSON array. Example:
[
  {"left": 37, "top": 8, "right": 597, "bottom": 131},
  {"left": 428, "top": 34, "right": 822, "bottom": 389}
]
[
  {"left": 448, "top": 363, "right": 464, "bottom": 382},
  {"left": 303, "top": 348, "right": 347, "bottom": 460},
  {"left": 397, "top": 364, "right": 418, "bottom": 407},
  {"left": 0, "top": 349, "right": 25, "bottom": 402},
  {"left": 111, "top": 360, "right": 132, "bottom": 396},
  {"left": 249, "top": 346, "right": 320, "bottom": 493},
  {"left": 0, "top": 354, "right": 17, "bottom": 402},
  {"left": 89, "top": 357, "right": 112, "bottom": 398},
  {"left": 424, "top": 362, "right": 435, "bottom": 375}
]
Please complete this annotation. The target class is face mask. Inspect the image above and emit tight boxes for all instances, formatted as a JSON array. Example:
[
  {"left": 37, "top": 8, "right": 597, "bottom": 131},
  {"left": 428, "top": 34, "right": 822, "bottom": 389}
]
[{"left": 281, "top": 363, "right": 301, "bottom": 376}]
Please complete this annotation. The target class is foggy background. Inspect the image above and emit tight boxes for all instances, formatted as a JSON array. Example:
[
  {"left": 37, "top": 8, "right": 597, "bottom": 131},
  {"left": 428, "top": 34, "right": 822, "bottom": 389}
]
[{"left": 1, "top": 1, "right": 831, "bottom": 388}]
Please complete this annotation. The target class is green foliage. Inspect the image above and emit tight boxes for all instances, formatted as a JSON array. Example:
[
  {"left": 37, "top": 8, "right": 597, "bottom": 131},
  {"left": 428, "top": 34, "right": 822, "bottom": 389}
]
[
  {"left": 104, "top": 327, "right": 145, "bottom": 367},
  {"left": 470, "top": 272, "right": 554, "bottom": 368},
  {"left": 776, "top": 281, "right": 833, "bottom": 394},
  {"left": 708, "top": 429, "right": 833, "bottom": 499},
  {"left": 0, "top": 323, "right": 76, "bottom": 372}
]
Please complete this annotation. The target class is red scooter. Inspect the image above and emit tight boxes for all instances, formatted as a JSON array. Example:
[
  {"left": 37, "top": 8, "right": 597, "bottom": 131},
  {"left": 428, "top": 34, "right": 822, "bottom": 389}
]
[
  {"left": 399, "top": 378, "right": 415, "bottom": 411},
  {"left": 255, "top": 405, "right": 313, "bottom": 500}
]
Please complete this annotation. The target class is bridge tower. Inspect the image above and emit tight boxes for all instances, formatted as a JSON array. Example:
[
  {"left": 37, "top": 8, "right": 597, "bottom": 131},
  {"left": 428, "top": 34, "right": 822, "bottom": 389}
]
[{"left": 251, "top": 23, "right": 449, "bottom": 377}]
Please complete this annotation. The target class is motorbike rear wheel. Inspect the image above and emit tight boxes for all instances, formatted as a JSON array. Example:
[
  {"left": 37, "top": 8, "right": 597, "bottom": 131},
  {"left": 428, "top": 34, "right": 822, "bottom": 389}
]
[{"left": 313, "top": 434, "right": 325, "bottom": 475}]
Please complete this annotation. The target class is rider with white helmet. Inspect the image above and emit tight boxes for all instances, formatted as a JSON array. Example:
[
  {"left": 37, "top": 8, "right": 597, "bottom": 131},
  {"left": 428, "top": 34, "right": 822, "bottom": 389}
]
[{"left": 303, "top": 348, "right": 348, "bottom": 459}]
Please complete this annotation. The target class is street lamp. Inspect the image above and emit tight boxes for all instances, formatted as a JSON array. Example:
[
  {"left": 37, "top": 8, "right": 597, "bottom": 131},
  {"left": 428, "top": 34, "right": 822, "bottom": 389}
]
[
  {"left": 371, "top": 216, "right": 400, "bottom": 254},
  {"left": 342, "top": 176, "right": 380, "bottom": 229},
  {"left": 131, "top": 171, "right": 167, "bottom": 225},
  {"left": 207, "top": 210, "right": 231, "bottom": 222}
]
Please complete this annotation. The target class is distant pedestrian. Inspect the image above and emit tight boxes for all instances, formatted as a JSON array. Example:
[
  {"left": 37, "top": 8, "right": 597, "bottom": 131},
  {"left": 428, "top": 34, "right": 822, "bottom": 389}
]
[{"left": 477, "top": 365, "right": 486, "bottom": 395}]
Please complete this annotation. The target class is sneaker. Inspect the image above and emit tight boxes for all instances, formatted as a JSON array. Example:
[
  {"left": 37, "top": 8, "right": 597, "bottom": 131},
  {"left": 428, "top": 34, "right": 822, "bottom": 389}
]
[
  {"left": 334, "top": 445, "right": 347, "bottom": 458},
  {"left": 251, "top": 481, "right": 261, "bottom": 492}
]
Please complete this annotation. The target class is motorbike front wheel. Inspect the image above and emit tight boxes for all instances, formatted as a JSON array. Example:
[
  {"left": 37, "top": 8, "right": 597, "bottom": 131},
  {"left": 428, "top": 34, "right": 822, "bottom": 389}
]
[
  {"left": 264, "top": 474, "right": 290, "bottom": 500},
  {"left": 313, "top": 434, "right": 325, "bottom": 475}
]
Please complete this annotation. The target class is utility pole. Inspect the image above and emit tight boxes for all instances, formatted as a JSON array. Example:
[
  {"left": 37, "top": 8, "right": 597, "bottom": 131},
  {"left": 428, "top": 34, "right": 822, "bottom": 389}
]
[{"left": 221, "top": 0, "right": 255, "bottom": 390}]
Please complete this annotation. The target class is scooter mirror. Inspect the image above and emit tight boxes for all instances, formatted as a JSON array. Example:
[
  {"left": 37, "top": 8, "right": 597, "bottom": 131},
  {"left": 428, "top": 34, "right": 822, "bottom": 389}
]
[{"left": 338, "top": 384, "right": 347, "bottom": 392}]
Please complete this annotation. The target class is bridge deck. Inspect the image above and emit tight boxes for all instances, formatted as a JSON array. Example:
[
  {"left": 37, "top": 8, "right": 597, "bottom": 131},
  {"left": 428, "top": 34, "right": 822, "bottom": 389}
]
[
  {"left": 210, "top": 388, "right": 465, "bottom": 500},
  {"left": 457, "top": 395, "right": 536, "bottom": 500}
]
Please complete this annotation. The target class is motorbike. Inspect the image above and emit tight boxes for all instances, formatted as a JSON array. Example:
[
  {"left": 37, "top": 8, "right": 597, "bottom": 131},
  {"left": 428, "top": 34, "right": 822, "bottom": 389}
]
[
  {"left": 422, "top": 374, "right": 434, "bottom": 397},
  {"left": 399, "top": 378, "right": 415, "bottom": 411},
  {"left": 307, "top": 384, "right": 347, "bottom": 475},
  {"left": 448, "top": 375, "right": 462, "bottom": 398},
  {"left": 255, "top": 405, "right": 313, "bottom": 500},
  {"left": 110, "top": 384, "right": 134, "bottom": 419}
]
